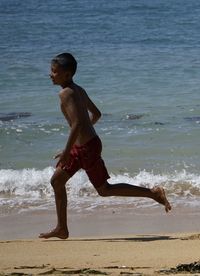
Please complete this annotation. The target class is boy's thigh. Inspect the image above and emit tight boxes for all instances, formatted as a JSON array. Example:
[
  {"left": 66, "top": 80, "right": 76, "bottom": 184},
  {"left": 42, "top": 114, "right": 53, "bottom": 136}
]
[{"left": 86, "top": 159, "right": 110, "bottom": 189}]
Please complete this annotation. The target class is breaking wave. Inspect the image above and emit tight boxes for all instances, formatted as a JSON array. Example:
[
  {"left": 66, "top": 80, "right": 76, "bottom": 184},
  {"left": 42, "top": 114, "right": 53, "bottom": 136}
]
[{"left": 0, "top": 167, "right": 200, "bottom": 215}]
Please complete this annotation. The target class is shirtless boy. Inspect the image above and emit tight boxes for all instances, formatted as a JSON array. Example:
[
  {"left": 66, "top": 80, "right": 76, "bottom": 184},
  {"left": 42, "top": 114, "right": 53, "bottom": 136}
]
[{"left": 39, "top": 53, "right": 171, "bottom": 239}]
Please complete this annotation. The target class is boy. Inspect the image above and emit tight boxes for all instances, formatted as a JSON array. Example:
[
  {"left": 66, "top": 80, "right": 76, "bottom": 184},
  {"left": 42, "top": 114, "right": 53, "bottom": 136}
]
[{"left": 39, "top": 53, "right": 171, "bottom": 239}]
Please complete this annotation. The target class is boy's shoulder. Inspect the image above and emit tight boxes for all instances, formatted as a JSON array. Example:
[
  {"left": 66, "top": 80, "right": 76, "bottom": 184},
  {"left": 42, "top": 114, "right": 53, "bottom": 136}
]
[
  {"left": 59, "top": 86, "right": 74, "bottom": 100},
  {"left": 59, "top": 83, "right": 86, "bottom": 102}
]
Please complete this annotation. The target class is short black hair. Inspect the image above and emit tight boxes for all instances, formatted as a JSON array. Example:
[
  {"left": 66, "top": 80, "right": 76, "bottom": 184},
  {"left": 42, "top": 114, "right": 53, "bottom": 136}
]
[{"left": 51, "top": 53, "right": 77, "bottom": 76}]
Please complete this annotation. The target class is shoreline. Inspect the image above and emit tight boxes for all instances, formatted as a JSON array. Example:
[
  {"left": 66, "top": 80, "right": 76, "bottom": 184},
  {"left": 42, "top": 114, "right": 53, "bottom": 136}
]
[{"left": 1, "top": 205, "right": 200, "bottom": 240}]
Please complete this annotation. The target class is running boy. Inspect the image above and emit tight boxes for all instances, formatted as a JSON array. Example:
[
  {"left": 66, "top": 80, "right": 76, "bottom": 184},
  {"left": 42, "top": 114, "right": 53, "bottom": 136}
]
[{"left": 39, "top": 53, "right": 171, "bottom": 239}]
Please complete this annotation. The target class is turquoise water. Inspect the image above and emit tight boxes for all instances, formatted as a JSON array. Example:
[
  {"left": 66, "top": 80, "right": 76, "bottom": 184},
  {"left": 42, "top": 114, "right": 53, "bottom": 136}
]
[{"left": 0, "top": 0, "right": 200, "bottom": 214}]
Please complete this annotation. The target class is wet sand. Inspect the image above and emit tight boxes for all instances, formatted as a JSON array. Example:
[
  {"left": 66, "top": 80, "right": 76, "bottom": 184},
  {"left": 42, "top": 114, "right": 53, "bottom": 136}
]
[{"left": 0, "top": 206, "right": 200, "bottom": 240}]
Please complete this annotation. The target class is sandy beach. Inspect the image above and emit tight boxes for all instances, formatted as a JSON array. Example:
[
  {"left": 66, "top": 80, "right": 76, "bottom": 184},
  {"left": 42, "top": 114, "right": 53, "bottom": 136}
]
[
  {"left": 0, "top": 207, "right": 200, "bottom": 275},
  {"left": 0, "top": 233, "right": 200, "bottom": 275}
]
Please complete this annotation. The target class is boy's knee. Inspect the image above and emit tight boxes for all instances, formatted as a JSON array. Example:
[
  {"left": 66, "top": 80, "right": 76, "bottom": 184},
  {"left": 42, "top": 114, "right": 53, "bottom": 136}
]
[
  {"left": 50, "top": 175, "right": 62, "bottom": 191},
  {"left": 96, "top": 182, "right": 111, "bottom": 197},
  {"left": 50, "top": 169, "right": 69, "bottom": 190},
  {"left": 50, "top": 175, "right": 57, "bottom": 189},
  {"left": 50, "top": 177, "right": 64, "bottom": 194}
]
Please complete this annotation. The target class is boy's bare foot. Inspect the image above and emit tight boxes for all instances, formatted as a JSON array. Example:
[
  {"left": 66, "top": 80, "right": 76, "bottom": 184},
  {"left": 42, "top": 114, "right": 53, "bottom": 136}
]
[
  {"left": 151, "top": 186, "right": 172, "bottom": 213},
  {"left": 39, "top": 228, "right": 69, "bottom": 239}
]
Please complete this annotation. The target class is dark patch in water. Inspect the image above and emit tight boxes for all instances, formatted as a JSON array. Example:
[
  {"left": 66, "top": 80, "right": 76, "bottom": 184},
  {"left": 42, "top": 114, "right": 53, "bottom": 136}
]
[
  {"left": 184, "top": 116, "right": 200, "bottom": 122},
  {"left": 102, "top": 113, "right": 112, "bottom": 117},
  {"left": 0, "top": 112, "right": 31, "bottom": 122},
  {"left": 154, "top": 122, "right": 165, "bottom": 125},
  {"left": 126, "top": 114, "right": 144, "bottom": 120}
]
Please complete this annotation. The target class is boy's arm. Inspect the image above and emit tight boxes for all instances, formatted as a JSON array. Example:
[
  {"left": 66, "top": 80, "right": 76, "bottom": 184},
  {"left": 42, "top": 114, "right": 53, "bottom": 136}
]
[
  {"left": 57, "top": 89, "right": 82, "bottom": 165},
  {"left": 82, "top": 89, "right": 101, "bottom": 125}
]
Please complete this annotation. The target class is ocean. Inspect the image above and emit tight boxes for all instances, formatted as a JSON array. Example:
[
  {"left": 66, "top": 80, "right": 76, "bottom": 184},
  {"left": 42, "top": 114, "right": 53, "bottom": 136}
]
[{"left": 0, "top": 0, "right": 200, "bottom": 217}]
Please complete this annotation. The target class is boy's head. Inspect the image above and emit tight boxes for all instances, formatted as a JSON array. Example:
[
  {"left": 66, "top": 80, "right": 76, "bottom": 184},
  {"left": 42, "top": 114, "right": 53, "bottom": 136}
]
[
  {"left": 50, "top": 53, "right": 77, "bottom": 86},
  {"left": 51, "top": 53, "right": 77, "bottom": 76}
]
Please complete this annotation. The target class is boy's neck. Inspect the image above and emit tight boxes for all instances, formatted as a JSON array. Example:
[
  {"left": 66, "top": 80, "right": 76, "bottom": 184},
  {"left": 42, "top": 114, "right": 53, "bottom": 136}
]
[{"left": 61, "top": 79, "right": 73, "bottom": 89}]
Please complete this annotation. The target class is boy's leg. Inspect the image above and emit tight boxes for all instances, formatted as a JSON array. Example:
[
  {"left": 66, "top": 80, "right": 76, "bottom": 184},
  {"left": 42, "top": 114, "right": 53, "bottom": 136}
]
[
  {"left": 39, "top": 167, "right": 71, "bottom": 239},
  {"left": 95, "top": 181, "right": 171, "bottom": 212}
]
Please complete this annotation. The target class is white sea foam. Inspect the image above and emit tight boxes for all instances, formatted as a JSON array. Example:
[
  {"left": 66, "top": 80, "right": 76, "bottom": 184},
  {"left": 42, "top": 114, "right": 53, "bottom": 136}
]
[{"left": 0, "top": 167, "right": 200, "bottom": 215}]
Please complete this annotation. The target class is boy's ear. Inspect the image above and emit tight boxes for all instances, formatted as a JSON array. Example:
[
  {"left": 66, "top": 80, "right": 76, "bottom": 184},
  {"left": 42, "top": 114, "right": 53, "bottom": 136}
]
[{"left": 65, "top": 70, "right": 72, "bottom": 79}]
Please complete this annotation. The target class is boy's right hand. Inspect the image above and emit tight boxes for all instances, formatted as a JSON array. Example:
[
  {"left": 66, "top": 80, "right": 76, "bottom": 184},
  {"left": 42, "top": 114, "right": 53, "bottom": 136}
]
[{"left": 55, "top": 151, "right": 70, "bottom": 168}]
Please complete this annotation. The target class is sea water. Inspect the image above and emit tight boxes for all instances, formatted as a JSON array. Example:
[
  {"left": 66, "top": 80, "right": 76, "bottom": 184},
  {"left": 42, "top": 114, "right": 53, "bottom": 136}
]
[{"left": 0, "top": 0, "right": 200, "bottom": 216}]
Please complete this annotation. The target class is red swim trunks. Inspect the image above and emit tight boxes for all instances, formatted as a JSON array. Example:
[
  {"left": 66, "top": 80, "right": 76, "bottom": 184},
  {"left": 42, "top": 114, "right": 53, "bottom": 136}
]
[{"left": 58, "top": 136, "right": 110, "bottom": 188}]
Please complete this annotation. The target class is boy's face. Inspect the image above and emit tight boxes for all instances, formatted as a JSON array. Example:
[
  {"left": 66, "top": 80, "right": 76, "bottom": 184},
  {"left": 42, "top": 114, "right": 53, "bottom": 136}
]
[{"left": 50, "top": 63, "right": 70, "bottom": 86}]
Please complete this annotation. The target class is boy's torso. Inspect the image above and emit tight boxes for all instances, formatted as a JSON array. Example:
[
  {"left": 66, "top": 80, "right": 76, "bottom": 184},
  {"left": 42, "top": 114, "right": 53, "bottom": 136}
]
[{"left": 60, "top": 83, "right": 97, "bottom": 146}]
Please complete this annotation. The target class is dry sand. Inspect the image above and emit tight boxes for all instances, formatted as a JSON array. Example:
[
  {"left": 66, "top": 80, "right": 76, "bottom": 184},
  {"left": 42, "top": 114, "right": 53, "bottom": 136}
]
[{"left": 0, "top": 233, "right": 200, "bottom": 275}]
